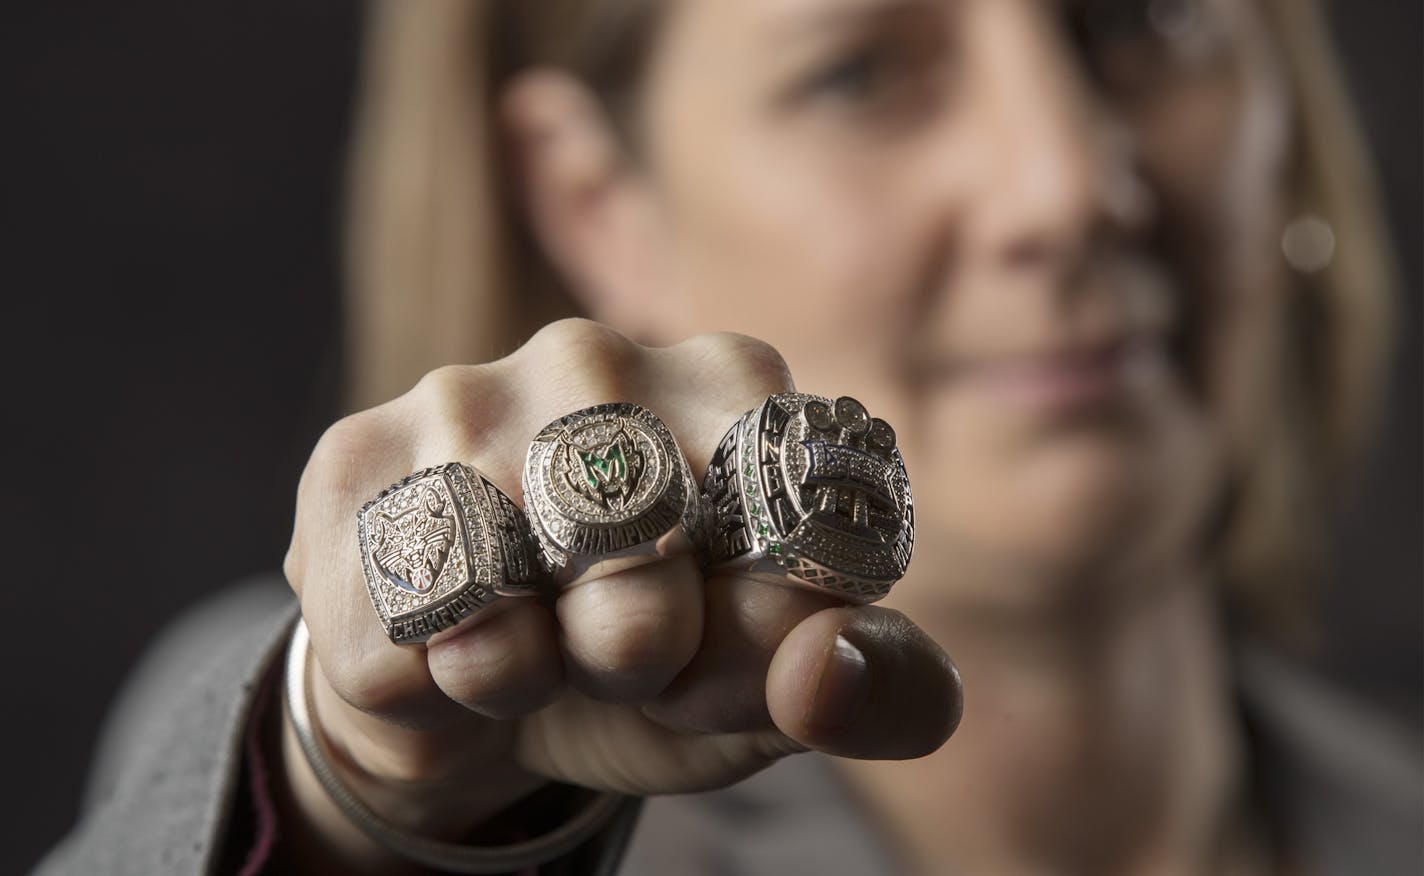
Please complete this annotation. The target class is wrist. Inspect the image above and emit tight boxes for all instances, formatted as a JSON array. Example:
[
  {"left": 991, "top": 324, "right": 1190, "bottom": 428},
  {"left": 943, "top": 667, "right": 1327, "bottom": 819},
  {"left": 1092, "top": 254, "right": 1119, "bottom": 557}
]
[
  {"left": 307, "top": 660, "right": 546, "bottom": 838},
  {"left": 277, "top": 704, "right": 427, "bottom": 875},
  {"left": 281, "top": 619, "right": 636, "bottom": 873}
]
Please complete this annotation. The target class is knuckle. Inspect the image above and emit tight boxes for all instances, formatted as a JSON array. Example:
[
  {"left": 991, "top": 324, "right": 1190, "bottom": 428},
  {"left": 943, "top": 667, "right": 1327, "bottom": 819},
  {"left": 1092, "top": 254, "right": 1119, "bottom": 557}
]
[
  {"left": 323, "top": 650, "right": 425, "bottom": 720},
  {"left": 281, "top": 544, "right": 301, "bottom": 595},
  {"left": 289, "top": 414, "right": 388, "bottom": 600},
  {"left": 527, "top": 317, "right": 630, "bottom": 355},
  {"left": 411, "top": 364, "right": 477, "bottom": 407},
  {"left": 684, "top": 332, "right": 793, "bottom": 392},
  {"left": 560, "top": 561, "right": 702, "bottom": 700},
  {"left": 439, "top": 657, "right": 552, "bottom": 718},
  {"left": 526, "top": 319, "right": 641, "bottom": 375},
  {"left": 584, "top": 602, "right": 691, "bottom": 679},
  {"left": 312, "top": 412, "right": 374, "bottom": 468},
  {"left": 304, "top": 412, "right": 383, "bottom": 501},
  {"left": 428, "top": 621, "right": 531, "bottom": 704},
  {"left": 409, "top": 364, "right": 503, "bottom": 452},
  {"left": 351, "top": 679, "right": 422, "bottom": 721},
  {"left": 319, "top": 653, "right": 375, "bottom": 711},
  {"left": 518, "top": 319, "right": 643, "bottom": 408},
  {"left": 435, "top": 661, "right": 504, "bottom": 707}
]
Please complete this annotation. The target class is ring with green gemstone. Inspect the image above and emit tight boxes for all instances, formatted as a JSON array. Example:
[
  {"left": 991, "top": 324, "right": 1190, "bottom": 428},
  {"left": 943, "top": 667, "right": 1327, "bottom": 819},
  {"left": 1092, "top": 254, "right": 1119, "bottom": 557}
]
[
  {"left": 523, "top": 402, "right": 703, "bottom": 585},
  {"left": 702, "top": 393, "right": 914, "bottom": 603}
]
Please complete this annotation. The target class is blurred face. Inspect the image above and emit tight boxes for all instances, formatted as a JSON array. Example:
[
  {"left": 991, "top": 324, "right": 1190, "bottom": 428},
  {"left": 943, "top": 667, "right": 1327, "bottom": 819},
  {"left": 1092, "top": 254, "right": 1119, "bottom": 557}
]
[{"left": 522, "top": 0, "right": 1292, "bottom": 612}]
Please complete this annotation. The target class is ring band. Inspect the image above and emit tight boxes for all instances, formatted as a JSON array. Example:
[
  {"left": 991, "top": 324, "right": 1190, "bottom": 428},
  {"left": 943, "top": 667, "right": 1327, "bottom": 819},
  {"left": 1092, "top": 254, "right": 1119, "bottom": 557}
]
[
  {"left": 358, "top": 463, "right": 539, "bottom": 644},
  {"left": 523, "top": 402, "right": 702, "bottom": 584},
  {"left": 703, "top": 393, "right": 914, "bottom": 603}
]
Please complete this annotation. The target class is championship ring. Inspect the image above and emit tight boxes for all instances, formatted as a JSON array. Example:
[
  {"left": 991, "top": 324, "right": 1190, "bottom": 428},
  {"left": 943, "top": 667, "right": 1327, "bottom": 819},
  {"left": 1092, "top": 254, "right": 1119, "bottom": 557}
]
[
  {"left": 358, "top": 463, "right": 539, "bottom": 644},
  {"left": 523, "top": 402, "right": 703, "bottom": 584},
  {"left": 703, "top": 393, "right": 913, "bottom": 602}
]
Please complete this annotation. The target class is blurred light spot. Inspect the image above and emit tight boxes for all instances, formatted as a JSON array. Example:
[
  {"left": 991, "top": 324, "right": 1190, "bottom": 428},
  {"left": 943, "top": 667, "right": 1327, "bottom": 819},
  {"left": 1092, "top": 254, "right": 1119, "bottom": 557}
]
[{"left": 1281, "top": 213, "right": 1336, "bottom": 274}]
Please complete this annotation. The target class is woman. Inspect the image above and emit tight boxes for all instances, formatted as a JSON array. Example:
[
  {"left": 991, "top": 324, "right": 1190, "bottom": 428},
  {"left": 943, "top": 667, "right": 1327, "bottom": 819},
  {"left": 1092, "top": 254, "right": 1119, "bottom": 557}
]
[{"left": 40, "top": 0, "right": 1415, "bottom": 873}]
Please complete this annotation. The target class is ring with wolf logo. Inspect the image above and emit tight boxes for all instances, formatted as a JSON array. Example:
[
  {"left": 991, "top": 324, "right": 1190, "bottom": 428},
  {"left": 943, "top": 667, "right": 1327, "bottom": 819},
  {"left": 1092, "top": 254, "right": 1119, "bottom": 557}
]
[
  {"left": 703, "top": 393, "right": 914, "bottom": 602},
  {"left": 523, "top": 402, "right": 702, "bottom": 581},
  {"left": 358, "top": 463, "right": 540, "bottom": 644}
]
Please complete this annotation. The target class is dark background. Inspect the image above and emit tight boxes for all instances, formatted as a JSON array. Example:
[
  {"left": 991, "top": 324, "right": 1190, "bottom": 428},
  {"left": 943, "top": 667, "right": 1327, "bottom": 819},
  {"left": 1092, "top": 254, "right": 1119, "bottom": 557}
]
[{"left": 2, "top": 2, "right": 1418, "bottom": 872}]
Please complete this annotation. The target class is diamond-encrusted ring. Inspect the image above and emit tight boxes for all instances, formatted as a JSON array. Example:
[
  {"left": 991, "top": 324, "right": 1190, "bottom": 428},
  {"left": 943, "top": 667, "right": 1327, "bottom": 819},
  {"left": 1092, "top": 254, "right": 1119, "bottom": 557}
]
[
  {"left": 358, "top": 463, "right": 540, "bottom": 644},
  {"left": 523, "top": 403, "right": 703, "bottom": 585},
  {"left": 703, "top": 393, "right": 914, "bottom": 603}
]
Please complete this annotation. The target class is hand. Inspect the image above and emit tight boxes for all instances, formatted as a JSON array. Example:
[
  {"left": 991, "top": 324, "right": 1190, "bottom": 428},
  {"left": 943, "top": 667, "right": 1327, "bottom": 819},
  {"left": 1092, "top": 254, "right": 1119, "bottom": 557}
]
[{"left": 280, "top": 319, "right": 962, "bottom": 863}]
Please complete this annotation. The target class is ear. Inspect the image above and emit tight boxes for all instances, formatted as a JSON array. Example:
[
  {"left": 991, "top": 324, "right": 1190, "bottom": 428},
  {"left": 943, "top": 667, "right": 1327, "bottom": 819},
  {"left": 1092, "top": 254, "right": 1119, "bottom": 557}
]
[{"left": 500, "top": 69, "right": 670, "bottom": 339}]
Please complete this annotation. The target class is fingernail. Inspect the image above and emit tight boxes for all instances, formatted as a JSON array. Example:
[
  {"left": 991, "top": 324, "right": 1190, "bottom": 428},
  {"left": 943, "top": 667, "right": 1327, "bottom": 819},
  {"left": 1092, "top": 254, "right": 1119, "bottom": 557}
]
[{"left": 807, "top": 634, "right": 872, "bottom": 732}]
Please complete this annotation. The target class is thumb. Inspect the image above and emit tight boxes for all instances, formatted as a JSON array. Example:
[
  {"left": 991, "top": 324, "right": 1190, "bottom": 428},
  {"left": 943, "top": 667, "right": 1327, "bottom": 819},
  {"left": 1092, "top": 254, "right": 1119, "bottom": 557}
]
[{"left": 766, "top": 605, "right": 963, "bottom": 760}]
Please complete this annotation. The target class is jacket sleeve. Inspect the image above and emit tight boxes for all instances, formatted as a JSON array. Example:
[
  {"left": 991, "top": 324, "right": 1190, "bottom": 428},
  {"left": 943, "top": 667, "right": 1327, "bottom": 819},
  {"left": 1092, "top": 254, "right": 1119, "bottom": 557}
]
[{"left": 34, "top": 577, "right": 298, "bottom": 876}]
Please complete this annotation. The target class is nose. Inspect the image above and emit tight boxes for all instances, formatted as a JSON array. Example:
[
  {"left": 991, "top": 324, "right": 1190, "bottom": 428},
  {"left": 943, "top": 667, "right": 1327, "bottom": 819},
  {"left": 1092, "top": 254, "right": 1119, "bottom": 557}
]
[{"left": 961, "top": 3, "right": 1151, "bottom": 278}]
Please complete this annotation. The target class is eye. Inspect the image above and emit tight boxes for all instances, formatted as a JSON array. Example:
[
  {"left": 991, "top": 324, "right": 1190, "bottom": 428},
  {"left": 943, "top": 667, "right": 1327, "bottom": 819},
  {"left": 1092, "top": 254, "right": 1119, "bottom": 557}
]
[
  {"left": 790, "top": 29, "right": 950, "bottom": 128},
  {"left": 775, "top": 7, "right": 953, "bottom": 127},
  {"left": 804, "top": 47, "right": 901, "bottom": 103}
]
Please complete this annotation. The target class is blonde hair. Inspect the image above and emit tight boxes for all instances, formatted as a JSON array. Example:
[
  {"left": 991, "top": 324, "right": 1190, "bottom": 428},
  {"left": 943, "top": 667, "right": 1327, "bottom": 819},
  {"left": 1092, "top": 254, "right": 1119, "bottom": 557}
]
[
  {"left": 344, "top": 0, "right": 658, "bottom": 409},
  {"left": 343, "top": 0, "right": 1396, "bottom": 643},
  {"left": 1222, "top": 0, "right": 1397, "bottom": 641}
]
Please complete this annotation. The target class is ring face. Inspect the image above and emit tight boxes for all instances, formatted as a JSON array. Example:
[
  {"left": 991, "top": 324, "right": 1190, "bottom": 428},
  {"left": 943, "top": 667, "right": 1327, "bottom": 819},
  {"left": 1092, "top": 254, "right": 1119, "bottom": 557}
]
[
  {"left": 359, "top": 463, "right": 538, "bottom": 644},
  {"left": 704, "top": 393, "right": 913, "bottom": 602},
  {"left": 524, "top": 403, "right": 696, "bottom": 576}
]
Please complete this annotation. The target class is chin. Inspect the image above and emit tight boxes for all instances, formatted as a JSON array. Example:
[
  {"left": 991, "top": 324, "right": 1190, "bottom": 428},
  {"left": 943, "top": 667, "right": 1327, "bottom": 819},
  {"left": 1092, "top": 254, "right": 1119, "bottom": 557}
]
[
  {"left": 910, "top": 421, "right": 1204, "bottom": 613},
  {"left": 1005, "top": 438, "right": 1157, "bottom": 562}
]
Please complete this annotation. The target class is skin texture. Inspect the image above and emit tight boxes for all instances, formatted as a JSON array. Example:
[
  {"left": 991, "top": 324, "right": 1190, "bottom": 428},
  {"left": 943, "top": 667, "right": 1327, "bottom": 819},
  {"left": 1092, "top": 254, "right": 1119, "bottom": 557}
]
[{"left": 283, "top": 0, "right": 1294, "bottom": 873}]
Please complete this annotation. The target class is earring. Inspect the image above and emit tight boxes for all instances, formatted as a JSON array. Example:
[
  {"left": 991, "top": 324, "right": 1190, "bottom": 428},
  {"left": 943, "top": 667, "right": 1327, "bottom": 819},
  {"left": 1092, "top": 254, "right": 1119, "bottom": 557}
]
[{"left": 1281, "top": 212, "right": 1336, "bottom": 274}]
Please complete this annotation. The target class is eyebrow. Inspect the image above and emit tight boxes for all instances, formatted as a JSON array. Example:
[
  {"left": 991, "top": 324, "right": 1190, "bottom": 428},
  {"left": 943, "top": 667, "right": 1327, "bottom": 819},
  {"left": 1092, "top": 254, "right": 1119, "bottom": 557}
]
[{"left": 763, "top": 0, "right": 943, "bottom": 44}]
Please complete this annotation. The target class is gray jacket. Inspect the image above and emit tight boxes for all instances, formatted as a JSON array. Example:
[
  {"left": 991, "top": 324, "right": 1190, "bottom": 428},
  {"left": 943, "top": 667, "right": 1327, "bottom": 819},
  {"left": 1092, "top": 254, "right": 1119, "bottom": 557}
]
[{"left": 36, "top": 578, "right": 1422, "bottom": 875}]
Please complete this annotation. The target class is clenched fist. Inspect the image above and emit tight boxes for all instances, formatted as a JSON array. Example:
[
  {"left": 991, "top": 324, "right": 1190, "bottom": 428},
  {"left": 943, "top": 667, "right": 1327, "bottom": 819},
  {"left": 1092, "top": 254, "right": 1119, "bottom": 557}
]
[{"left": 279, "top": 319, "right": 962, "bottom": 869}]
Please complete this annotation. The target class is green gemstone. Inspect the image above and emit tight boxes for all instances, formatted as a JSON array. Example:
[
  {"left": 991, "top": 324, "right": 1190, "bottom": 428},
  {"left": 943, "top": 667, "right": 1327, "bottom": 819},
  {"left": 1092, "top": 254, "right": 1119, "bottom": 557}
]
[
  {"left": 743, "top": 464, "right": 755, "bottom": 477},
  {"left": 758, "top": 524, "right": 770, "bottom": 537},
  {"left": 578, "top": 442, "right": 627, "bottom": 492},
  {"left": 749, "top": 501, "right": 761, "bottom": 515},
  {"left": 746, "top": 483, "right": 758, "bottom": 495},
  {"left": 768, "top": 542, "right": 782, "bottom": 556}
]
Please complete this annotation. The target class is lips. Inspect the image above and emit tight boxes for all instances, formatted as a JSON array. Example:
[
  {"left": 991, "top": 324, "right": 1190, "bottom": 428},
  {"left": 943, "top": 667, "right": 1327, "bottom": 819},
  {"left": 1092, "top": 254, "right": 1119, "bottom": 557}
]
[{"left": 917, "top": 334, "right": 1165, "bottom": 413}]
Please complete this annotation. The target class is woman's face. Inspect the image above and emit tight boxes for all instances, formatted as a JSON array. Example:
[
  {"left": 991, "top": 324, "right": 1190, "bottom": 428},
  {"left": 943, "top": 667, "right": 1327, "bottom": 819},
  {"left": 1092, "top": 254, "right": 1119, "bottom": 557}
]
[{"left": 533, "top": 0, "right": 1291, "bottom": 611}]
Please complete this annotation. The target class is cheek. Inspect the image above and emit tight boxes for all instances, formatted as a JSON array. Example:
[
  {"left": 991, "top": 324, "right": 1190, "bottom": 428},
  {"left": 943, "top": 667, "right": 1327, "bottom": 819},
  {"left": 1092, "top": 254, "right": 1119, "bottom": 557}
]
[{"left": 653, "top": 122, "right": 930, "bottom": 384}]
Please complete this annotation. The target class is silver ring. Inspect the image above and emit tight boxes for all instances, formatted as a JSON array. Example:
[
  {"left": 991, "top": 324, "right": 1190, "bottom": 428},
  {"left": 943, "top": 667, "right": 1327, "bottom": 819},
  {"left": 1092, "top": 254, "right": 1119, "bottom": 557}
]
[
  {"left": 358, "top": 463, "right": 539, "bottom": 644},
  {"left": 523, "top": 402, "right": 702, "bottom": 584},
  {"left": 703, "top": 393, "right": 914, "bottom": 603}
]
